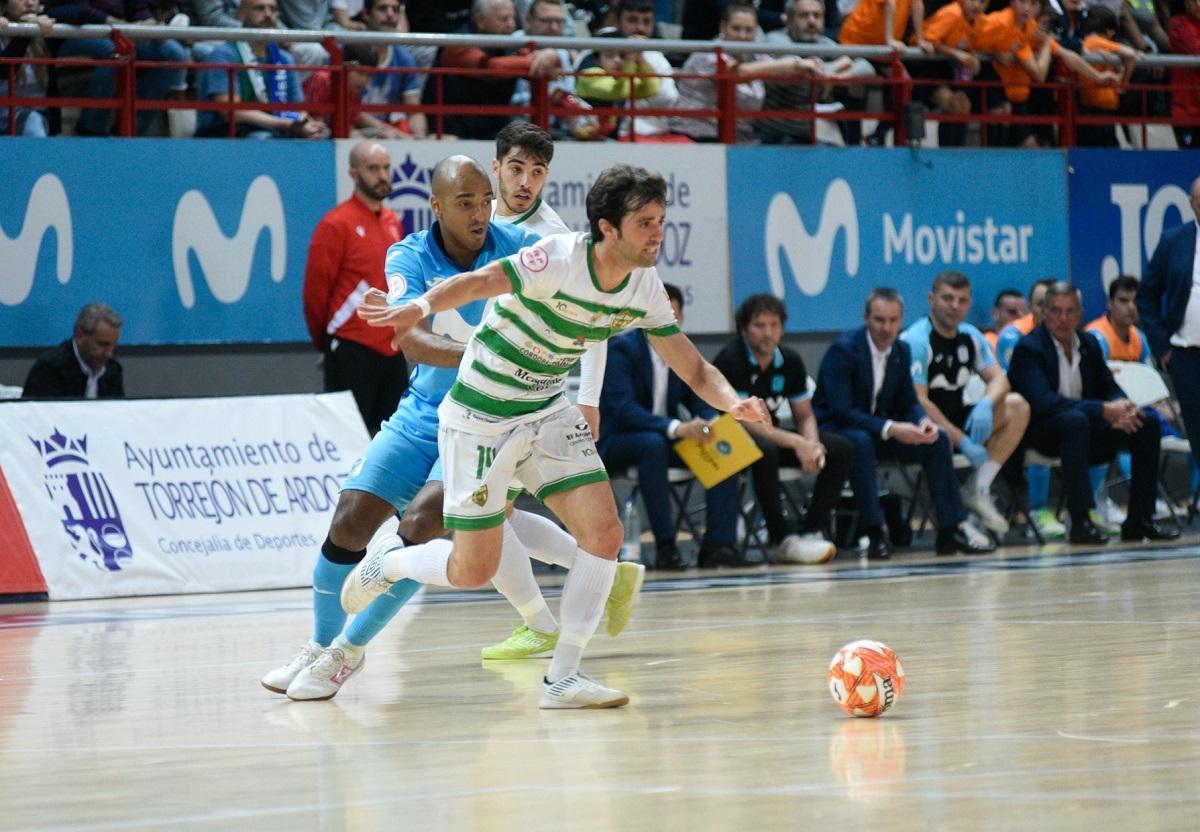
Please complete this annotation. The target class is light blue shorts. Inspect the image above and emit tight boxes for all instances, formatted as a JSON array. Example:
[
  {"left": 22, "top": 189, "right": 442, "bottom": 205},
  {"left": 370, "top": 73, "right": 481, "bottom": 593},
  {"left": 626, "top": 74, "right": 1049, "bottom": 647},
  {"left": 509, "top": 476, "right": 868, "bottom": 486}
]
[{"left": 340, "top": 418, "right": 444, "bottom": 513}]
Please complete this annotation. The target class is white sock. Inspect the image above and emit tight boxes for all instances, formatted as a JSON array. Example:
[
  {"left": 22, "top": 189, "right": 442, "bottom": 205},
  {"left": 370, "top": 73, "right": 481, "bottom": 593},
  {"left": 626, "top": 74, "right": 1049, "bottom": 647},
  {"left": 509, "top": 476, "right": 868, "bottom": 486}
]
[
  {"left": 382, "top": 538, "right": 453, "bottom": 586},
  {"left": 492, "top": 522, "right": 559, "bottom": 634},
  {"left": 547, "top": 549, "right": 616, "bottom": 683},
  {"left": 331, "top": 634, "right": 363, "bottom": 662},
  {"left": 973, "top": 460, "right": 1002, "bottom": 495},
  {"left": 508, "top": 509, "right": 578, "bottom": 569}
]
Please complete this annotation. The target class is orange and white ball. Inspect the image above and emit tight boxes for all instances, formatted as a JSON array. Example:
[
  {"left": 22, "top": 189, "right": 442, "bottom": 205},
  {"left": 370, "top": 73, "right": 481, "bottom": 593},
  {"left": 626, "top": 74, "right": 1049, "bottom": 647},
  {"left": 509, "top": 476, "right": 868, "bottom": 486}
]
[{"left": 828, "top": 639, "right": 905, "bottom": 717}]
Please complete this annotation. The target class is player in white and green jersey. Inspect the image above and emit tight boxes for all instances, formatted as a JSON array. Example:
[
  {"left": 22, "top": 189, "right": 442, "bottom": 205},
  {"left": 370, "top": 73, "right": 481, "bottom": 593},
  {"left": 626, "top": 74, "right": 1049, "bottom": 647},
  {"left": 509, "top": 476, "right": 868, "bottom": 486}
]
[
  {"left": 345, "top": 164, "right": 771, "bottom": 709},
  {"left": 491, "top": 121, "right": 572, "bottom": 239}
]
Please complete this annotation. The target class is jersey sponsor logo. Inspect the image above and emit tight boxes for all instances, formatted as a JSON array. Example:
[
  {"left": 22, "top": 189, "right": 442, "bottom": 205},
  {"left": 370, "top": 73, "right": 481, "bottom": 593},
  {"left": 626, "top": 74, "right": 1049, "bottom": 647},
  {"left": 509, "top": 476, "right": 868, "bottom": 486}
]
[
  {"left": 765, "top": 179, "right": 859, "bottom": 299},
  {"left": 30, "top": 428, "right": 132, "bottom": 573},
  {"left": 386, "top": 273, "right": 408, "bottom": 304},
  {"left": 519, "top": 245, "right": 549, "bottom": 272},
  {"left": 172, "top": 175, "right": 287, "bottom": 308},
  {"left": 0, "top": 174, "right": 73, "bottom": 306},
  {"left": 1103, "top": 182, "right": 1193, "bottom": 287}
]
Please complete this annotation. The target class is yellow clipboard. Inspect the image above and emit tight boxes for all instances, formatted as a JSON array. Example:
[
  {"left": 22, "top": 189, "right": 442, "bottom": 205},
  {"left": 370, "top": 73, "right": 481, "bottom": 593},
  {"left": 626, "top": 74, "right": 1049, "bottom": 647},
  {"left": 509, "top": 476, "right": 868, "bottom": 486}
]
[{"left": 673, "top": 413, "right": 763, "bottom": 489}]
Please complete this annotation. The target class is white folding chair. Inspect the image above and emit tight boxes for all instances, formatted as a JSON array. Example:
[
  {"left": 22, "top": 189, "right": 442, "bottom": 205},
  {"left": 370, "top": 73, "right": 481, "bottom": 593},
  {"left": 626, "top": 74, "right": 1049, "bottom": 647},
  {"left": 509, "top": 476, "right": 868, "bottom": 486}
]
[{"left": 1108, "top": 360, "right": 1193, "bottom": 525}]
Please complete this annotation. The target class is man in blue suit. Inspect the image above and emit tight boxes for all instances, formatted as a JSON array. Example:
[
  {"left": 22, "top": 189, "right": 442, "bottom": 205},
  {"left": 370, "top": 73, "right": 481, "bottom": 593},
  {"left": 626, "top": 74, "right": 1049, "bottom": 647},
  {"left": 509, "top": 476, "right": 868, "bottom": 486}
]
[
  {"left": 812, "top": 287, "right": 995, "bottom": 560},
  {"left": 598, "top": 284, "right": 746, "bottom": 570},
  {"left": 1009, "top": 281, "right": 1179, "bottom": 545},
  {"left": 1137, "top": 176, "right": 1200, "bottom": 461}
]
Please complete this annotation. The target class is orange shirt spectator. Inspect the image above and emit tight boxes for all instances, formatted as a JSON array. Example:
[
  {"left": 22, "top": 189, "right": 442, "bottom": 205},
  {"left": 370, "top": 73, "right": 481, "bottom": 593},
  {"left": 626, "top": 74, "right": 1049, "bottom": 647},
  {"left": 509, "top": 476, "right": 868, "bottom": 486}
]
[
  {"left": 923, "top": 1, "right": 977, "bottom": 49},
  {"left": 970, "top": 6, "right": 1057, "bottom": 103},
  {"left": 841, "top": 0, "right": 924, "bottom": 48},
  {"left": 1077, "top": 34, "right": 1127, "bottom": 111}
]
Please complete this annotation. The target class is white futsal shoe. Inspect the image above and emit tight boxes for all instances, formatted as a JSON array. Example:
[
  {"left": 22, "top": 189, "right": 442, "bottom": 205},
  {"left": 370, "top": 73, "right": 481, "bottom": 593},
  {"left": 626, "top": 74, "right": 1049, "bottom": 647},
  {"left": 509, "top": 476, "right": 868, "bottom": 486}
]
[
  {"left": 261, "top": 640, "right": 323, "bottom": 694},
  {"left": 777, "top": 532, "right": 837, "bottom": 564},
  {"left": 962, "top": 489, "right": 1010, "bottom": 535},
  {"left": 340, "top": 534, "right": 402, "bottom": 613},
  {"left": 539, "top": 672, "right": 629, "bottom": 709},
  {"left": 287, "top": 644, "right": 364, "bottom": 701}
]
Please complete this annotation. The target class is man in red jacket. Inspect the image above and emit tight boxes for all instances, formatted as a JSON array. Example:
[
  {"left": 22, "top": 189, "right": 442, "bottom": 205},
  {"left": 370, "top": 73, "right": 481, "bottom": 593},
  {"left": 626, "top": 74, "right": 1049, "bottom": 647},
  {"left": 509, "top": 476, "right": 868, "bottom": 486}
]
[
  {"left": 1170, "top": 0, "right": 1200, "bottom": 149},
  {"left": 303, "top": 141, "right": 407, "bottom": 434}
]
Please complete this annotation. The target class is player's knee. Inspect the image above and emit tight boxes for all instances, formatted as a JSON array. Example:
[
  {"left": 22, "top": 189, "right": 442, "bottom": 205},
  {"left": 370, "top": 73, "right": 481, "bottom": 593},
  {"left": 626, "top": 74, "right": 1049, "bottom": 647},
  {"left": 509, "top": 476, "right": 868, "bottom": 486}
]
[
  {"left": 1006, "top": 393, "right": 1031, "bottom": 426},
  {"left": 398, "top": 485, "right": 447, "bottom": 543},
  {"left": 585, "top": 521, "right": 624, "bottom": 558},
  {"left": 329, "top": 493, "right": 380, "bottom": 549},
  {"left": 398, "top": 502, "right": 445, "bottom": 543}
]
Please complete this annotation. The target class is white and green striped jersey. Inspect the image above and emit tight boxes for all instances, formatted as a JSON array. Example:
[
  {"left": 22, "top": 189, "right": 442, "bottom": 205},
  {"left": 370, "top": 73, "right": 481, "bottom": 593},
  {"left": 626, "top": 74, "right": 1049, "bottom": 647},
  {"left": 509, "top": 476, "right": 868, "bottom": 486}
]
[
  {"left": 491, "top": 196, "right": 571, "bottom": 238},
  {"left": 442, "top": 232, "right": 680, "bottom": 432}
]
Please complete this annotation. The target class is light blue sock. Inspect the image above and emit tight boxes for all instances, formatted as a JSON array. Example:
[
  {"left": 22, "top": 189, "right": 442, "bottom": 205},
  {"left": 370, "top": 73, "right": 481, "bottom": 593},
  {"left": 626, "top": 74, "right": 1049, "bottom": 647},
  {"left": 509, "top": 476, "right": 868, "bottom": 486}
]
[
  {"left": 344, "top": 579, "right": 423, "bottom": 647},
  {"left": 1089, "top": 464, "right": 1108, "bottom": 500},
  {"left": 1028, "top": 465, "right": 1050, "bottom": 510},
  {"left": 1117, "top": 452, "right": 1132, "bottom": 479},
  {"left": 312, "top": 554, "right": 354, "bottom": 647}
]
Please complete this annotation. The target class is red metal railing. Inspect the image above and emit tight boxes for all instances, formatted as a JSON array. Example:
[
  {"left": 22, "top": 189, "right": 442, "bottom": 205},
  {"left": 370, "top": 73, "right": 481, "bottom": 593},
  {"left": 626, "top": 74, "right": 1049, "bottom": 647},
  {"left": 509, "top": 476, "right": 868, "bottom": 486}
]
[{"left": 1, "top": 23, "right": 1197, "bottom": 145}]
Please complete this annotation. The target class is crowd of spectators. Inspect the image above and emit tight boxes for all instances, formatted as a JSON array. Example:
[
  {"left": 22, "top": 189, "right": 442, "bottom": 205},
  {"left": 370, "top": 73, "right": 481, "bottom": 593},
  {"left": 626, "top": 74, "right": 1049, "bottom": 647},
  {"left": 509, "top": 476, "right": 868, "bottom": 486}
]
[{"left": 1, "top": 0, "right": 1198, "bottom": 144}]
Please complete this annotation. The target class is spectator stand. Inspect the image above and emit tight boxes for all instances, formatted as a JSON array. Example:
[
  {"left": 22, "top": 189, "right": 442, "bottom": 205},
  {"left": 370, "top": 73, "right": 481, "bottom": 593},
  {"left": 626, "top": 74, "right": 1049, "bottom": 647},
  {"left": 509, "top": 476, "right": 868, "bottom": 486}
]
[{"left": 2, "top": 21, "right": 1199, "bottom": 143}]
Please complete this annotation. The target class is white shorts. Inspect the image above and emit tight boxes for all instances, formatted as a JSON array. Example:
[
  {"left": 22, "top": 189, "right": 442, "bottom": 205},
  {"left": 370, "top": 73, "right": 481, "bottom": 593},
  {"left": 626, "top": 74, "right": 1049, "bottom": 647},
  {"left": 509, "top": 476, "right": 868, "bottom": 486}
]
[{"left": 438, "top": 403, "right": 608, "bottom": 531}]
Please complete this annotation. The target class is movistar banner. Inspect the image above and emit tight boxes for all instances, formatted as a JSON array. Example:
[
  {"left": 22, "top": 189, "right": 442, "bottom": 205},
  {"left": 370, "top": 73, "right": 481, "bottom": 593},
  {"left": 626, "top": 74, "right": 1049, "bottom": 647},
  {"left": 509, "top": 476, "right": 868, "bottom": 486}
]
[
  {"left": 1067, "top": 150, "right": 1199, "bottom": 320},
  {"left": 0, "top": 392, "right": 367, "bottom": 600},
  {"left": 727, "top": 148, "right": 1070, "bottom": 332},
  {"left": 0, "top": 138, "right": 334, "bottom": 346}
]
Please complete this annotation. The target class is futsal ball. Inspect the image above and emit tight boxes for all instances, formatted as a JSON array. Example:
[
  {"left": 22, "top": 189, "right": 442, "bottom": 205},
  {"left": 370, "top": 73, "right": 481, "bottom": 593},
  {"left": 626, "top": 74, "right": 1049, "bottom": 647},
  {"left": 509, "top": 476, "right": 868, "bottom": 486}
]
[{"left": 827, "top": 639, "right": 905, "bottom": 717}]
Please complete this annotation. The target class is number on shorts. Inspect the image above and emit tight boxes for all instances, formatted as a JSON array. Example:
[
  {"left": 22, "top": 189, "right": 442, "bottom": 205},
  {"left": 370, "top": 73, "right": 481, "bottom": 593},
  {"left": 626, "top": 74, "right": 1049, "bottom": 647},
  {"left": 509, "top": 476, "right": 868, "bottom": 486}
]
[{"left": 475, "top": 444, "right": 496, "bottom": 479}]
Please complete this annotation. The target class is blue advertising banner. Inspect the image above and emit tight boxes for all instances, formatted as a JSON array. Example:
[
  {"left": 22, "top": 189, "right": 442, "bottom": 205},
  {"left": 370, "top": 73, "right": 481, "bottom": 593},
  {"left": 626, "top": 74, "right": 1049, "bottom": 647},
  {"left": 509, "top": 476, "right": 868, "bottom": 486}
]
[
  {"left": 0, "top": 139, "right": 334, "bottom": 346},
  {"left": 1067, "top": 150, "right": 1199, "bottom": 320},
  {"left": 727, "top": 148, "right": 1069, "bottom": 333}
]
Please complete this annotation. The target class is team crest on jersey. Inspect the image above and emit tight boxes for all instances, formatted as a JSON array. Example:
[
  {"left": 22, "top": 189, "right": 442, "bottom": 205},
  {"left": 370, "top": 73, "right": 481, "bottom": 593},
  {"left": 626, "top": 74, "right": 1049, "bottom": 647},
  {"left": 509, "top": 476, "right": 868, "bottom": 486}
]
[
  {"left": 610, "top": 311, "right": 637, "bottom": 332},
  {"left": 519, "top": 246, "right": 549, "bottom": 272},
  {"left": 471, "top": 485, "right": 489, "bottom": 507},
  {"left": 386, "top": 273, "right": 407, "bottom": 303}
]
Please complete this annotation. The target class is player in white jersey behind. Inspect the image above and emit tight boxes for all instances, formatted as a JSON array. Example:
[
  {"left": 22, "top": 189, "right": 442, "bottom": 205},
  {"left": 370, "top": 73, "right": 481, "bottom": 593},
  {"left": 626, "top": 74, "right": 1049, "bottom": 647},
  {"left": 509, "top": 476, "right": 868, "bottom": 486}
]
[{"left": 345, "top": 164, "right": 771, "bottom": 709}]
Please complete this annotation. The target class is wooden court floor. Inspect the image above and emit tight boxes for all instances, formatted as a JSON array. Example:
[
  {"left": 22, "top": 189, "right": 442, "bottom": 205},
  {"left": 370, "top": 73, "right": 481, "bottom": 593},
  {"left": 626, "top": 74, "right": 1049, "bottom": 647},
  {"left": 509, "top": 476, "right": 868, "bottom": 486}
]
[{"left": 1, "top": 539, "right": 1198, "bottom": 831}]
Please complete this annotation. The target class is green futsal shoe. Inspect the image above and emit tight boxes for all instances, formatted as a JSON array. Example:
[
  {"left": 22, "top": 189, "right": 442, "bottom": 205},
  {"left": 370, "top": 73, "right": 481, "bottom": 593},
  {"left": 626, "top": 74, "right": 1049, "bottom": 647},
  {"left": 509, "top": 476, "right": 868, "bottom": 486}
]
[
  {"left": 481, "top": 625, "right": 559, "bottom": 660},
  {"left": 605, "top": 562, "right": 646, "bottom": 638}
]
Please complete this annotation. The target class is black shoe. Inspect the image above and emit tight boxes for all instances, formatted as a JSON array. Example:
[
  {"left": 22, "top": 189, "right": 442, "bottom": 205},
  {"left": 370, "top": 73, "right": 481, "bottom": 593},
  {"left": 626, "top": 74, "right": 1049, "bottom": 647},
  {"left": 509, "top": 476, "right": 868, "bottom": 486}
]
[
  {"left": 654, "top": 541, "right": 686, "bottom": 571},
  {"left": 935, "top": 524, "right": 996, "bottom": 556},
  {"left": 697, "top": 543, "right": 754, "bottom": 568},
  {"left": 865, "top": 528, "right": 892, "bottom": 560},
  {"left": 1120, "top": 519, "right": 1182, "bottom": 542},
  {"left": 1068, "top": 515, "right": 1108, "bottom": 545}
]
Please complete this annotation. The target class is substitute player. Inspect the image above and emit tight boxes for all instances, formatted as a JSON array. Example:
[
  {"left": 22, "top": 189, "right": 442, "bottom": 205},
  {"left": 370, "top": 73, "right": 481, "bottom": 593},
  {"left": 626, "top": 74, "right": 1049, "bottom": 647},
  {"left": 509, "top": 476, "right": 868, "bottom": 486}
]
[
  {"left": 345, "top": 164, "right": 771, "bottom": 709},
  {"left": 900, "top": 271, "right": 1030, "bottom": 536}
]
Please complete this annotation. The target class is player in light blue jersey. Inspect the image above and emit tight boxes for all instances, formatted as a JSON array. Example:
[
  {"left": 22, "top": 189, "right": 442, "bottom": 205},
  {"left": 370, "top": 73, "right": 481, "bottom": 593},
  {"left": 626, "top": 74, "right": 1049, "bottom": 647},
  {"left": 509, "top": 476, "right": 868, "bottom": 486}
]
[
  {"left": 900, "top": 271, "right": 1030, "bottom": 538},
  {"left": 262, "top": 155, "right": 639, "bottom": 700}
]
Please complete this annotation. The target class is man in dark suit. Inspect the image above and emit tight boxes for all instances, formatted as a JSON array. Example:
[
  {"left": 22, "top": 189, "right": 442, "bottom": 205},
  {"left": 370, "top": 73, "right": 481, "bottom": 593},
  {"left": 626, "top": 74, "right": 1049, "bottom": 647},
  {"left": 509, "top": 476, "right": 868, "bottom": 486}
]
[
  {"left": 1137, "top": 176, "right": 1200, "bottom": 461},
  {"left": 1009, "top": 281, "right": 1179, "bottom": 545},
  {"left": 812, "top": 287, "right": 995, "bottom": 560},
  {"left": 598, "top": 284, "right": 745, "bottom": 570},
  {"left": 22, "top": 303, "right": 125, "bottom": 399}
]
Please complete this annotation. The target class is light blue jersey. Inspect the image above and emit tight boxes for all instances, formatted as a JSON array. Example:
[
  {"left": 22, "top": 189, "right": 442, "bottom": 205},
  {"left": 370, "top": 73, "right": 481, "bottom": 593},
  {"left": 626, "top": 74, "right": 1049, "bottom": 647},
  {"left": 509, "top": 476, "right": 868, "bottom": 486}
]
[
  {"left": 901, "top": 318, "right": 996, "bottom": 387},
  {"left": 384, "top": 221, "right": 541, "bottom": 440},
  {"left": 340, "top": 220, "right": 539, "bottom": 511}
]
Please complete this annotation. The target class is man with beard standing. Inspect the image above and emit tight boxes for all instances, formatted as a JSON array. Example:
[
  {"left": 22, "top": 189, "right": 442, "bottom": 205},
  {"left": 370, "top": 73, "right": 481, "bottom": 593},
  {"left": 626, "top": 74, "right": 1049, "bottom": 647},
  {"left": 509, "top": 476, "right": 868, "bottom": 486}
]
[{"left": 303, "top": 141, "right": 408, "bottom": 434}]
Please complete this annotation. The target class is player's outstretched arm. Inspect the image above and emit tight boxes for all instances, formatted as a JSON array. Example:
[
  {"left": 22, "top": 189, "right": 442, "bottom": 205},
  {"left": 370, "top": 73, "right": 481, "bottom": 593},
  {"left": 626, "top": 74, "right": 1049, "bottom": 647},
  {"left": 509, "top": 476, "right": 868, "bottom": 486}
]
[
  {"left": 649, "top": 331, "right": 771, "bottom": 425},
  {"left": 358, "top": 261, "right": 513, "bottom": 349}
]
